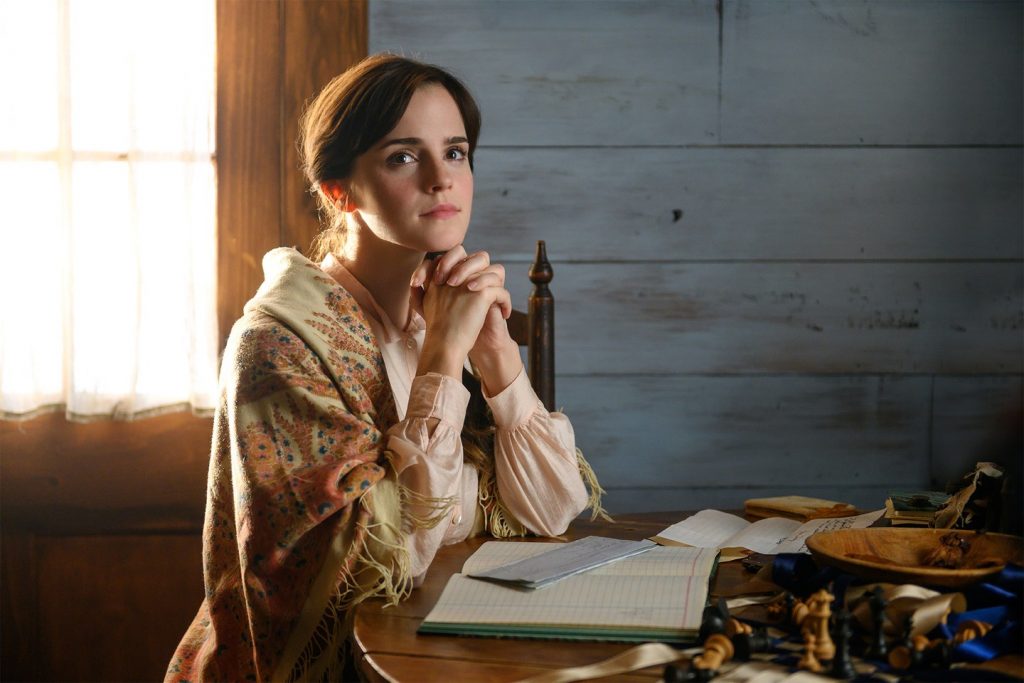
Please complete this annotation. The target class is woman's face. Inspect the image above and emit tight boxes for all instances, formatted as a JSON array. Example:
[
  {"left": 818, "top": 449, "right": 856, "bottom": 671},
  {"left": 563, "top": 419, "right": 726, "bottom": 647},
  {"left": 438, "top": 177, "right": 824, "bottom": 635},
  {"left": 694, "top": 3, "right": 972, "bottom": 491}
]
[{"left": 344, "top": 84, "right": 473, "bottom": 254}]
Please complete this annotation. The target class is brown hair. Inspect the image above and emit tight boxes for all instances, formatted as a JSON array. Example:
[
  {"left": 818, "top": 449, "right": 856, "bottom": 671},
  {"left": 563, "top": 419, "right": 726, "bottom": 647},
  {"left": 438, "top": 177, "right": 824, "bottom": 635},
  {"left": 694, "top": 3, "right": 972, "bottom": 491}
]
[{"left": 299, "top": 53, "right": 482, "bottom": 261}]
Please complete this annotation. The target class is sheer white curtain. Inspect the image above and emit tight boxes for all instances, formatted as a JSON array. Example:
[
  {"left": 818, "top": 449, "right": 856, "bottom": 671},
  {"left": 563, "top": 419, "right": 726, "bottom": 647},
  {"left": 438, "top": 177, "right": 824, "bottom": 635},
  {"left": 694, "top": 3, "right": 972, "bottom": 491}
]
[{"left": 0, "top": 0, "right": 218, "bottom": 420}]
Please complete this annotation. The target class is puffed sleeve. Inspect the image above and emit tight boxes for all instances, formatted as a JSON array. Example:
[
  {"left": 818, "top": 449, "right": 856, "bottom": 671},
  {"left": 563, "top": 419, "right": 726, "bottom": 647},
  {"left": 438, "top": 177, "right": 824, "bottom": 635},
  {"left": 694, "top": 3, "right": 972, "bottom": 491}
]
[
  {"left": 385, "top": 372, "right": 474, "bottom": 580},
  {"left": 486, "top": 369, "right": 588, "bottom": 537}
]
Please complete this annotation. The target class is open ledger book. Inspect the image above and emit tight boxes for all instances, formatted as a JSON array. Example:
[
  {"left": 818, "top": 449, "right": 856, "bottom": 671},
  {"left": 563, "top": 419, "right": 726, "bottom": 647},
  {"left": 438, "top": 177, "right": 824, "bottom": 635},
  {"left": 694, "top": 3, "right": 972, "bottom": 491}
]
[{"left": 419, "top": 541, "right": 719, "bottom": 643}]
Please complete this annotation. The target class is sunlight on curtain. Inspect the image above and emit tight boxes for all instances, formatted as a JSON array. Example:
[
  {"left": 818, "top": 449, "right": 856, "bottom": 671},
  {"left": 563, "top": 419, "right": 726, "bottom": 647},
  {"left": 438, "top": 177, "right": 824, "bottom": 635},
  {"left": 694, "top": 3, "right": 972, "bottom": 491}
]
[{"left": 0, "top": 0, "right": 218, "bottom": 419}]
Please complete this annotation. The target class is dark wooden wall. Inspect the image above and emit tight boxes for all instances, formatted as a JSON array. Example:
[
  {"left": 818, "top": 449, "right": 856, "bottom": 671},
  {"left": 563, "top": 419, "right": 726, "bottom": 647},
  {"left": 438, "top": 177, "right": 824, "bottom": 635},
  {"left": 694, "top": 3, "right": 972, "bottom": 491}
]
[
  {"left": 370, "top": 0, "right": 1024, "bottom": 513},
  {"left": 0, "top": 3, "right": 366, "bottom": 681}
]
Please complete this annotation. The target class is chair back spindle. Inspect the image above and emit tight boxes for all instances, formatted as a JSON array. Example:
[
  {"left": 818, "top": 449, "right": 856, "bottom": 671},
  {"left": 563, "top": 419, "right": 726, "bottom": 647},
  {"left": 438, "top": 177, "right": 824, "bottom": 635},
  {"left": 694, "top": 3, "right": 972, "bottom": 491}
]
[{"left": 528, "top": 241, "right": 555, "bottom": 411}]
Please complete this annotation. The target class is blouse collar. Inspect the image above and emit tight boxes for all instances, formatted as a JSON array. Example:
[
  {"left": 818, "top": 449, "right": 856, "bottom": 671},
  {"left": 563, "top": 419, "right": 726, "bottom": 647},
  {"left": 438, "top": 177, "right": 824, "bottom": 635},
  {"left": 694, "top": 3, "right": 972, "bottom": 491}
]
[{"left": 320, "top": 253, "right": 425, "bottom": 344}]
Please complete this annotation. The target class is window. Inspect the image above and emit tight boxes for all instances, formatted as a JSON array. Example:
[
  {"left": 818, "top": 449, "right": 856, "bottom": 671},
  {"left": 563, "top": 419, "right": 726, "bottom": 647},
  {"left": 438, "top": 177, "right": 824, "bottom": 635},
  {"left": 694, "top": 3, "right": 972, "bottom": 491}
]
[{"left": 0, "top": 0, "right": 218, "bottom": 419}]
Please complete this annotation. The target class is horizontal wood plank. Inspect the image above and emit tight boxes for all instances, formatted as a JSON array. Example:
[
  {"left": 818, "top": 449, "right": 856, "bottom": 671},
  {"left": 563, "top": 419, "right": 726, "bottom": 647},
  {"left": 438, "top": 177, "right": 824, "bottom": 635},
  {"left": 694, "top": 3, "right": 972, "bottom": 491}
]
[
  {"left": 601, "top": 486, "right": 896, "bottom": 516},
  {"left": 465, "top": 147, "right": 1023, "bottom": 262},
  {"left": 501, "top": 262, "right": 1023, "bottom": 375},
  {"left": 35, "top": 534, "right": 203, "bottom": 682},
  {"left": 929, "top": 376, "right": 1022, "bottom": 534},
  {"left": 560, "top": 375, "right": 931, "bottom": 494},
  {"left": 721, "top": 0, "right": 1023, "bottom": 145},
  {"left": 370, "top": 0, "right": 719, "bottom": 145},
  {"left": 0, "top": 412, "right": 211, "bottom": 533}
]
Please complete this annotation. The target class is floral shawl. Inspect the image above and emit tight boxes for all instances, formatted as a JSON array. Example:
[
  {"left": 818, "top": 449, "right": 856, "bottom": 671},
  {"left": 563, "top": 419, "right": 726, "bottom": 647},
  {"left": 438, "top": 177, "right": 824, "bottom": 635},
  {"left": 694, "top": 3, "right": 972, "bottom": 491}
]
[{"left": 165, "top": 248, "right": 603, "bottom": 682}]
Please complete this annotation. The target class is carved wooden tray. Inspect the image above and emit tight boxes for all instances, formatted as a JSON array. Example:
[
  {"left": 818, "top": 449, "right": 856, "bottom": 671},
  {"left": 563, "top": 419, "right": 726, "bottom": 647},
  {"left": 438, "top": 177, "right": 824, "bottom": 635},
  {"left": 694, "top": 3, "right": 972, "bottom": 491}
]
[{"left": 805, "top": 528, "right": 1023, "bottom": 588}]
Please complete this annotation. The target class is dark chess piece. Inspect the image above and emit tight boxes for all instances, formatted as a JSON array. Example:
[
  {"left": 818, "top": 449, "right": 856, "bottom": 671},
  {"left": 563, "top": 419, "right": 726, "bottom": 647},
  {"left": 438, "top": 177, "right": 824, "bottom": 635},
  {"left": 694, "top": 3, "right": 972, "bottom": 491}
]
[
  {"left": 698, "top": 598, "right": 729, "bottom": 643},
  {"left": 920, "top": 640, "right": 952, "bottom": 671},
  {"left": 783, "top": 592, "right": 797, "bottom": 629},
  {"left": 829, "top": 609, "right": 856, "bottom": 680},
  {"left": 731, "top": 624, "right": 772, "bottom": 662},
  {"left": 865, "top": 586, "right": 888, "bottom": 659},
  {"left": 663, "top": 663, "right": 696, "bottom": 683},
  {"left": 888, "top": 618, "right": 924, "bottom": 672}
]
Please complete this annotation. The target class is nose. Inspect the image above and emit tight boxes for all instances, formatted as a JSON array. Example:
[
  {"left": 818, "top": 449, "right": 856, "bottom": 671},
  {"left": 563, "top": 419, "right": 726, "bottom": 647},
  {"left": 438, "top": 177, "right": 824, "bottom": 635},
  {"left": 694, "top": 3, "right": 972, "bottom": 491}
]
[{"left": 423, "top": 155, "right": 452, "bottom": 193}]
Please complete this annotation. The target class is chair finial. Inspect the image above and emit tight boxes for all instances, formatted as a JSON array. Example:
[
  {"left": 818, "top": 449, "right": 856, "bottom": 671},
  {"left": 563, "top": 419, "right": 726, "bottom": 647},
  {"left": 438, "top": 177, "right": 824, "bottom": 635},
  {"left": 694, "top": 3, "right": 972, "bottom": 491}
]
[{"left": 529, "top": 240, "right": 552, "bottom": 287}]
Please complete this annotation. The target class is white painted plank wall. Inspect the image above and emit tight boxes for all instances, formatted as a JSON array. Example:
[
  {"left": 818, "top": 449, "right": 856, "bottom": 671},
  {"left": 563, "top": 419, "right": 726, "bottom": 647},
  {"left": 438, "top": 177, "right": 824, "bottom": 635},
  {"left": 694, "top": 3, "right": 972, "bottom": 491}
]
[{"left": 370, "top": 0, "right": 1023, "bottom": 515}]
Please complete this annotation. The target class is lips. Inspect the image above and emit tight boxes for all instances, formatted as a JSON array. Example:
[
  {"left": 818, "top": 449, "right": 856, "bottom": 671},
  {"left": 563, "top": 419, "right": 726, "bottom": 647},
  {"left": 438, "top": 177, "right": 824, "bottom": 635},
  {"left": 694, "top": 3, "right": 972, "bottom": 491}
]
[{"left": 421, "top": 203, "right": 460, "bottom": 219}]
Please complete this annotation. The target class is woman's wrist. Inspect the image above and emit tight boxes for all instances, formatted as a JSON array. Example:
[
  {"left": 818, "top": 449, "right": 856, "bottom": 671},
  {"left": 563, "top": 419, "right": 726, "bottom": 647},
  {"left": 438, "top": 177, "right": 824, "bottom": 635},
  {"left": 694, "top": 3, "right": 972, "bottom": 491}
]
[
  {"left": 470, "top": 341, "right": 523, "bottom": 398},
  {"left": 417, "top": 334, "right": 466, "bottom": 380}
]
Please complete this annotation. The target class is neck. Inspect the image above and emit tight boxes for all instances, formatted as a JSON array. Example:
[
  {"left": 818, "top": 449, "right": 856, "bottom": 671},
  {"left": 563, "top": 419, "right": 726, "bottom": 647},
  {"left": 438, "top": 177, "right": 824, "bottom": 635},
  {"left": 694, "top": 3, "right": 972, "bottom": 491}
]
[{"left": 340, "top": 227, "right": 422, "bottom": 330}]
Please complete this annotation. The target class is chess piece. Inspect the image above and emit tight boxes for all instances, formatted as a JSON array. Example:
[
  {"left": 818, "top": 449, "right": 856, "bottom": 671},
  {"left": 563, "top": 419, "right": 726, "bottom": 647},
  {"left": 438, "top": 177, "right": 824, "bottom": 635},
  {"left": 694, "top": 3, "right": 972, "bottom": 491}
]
[
  {"left": 731, "top": 624, "right": 772, "bottom": 662},
  {"left": 663, "top": 663, "right": 696, "bottom": 683},
  {"left": 799, "top": 632, "right": 823, "bottom": 673},
  {"left": 888, "top": 623, "right": 928, "bottom": 672},
  {"left": 693, "top": 633, "right": 734, "bottom": 673},
  {"left": 920, "top": 640, "right": 952, "bottom": 670},
  {"left": 953, "top": 619, "right": 993, "bottom": 645},
  {"left": 865, "top": 586, "right": 888, "bottom": 659},
  {"left": 698, "top": 599, "right": 729, "bottom": 643},
  {"left": 803, "top": 589, "right": 835, "bottom": 662},
  {"left": 791, "top": 598, "right": 810, "bottom": 629},
  {"left": 829, "top": 609, "right": 856, "bottom": 680}
]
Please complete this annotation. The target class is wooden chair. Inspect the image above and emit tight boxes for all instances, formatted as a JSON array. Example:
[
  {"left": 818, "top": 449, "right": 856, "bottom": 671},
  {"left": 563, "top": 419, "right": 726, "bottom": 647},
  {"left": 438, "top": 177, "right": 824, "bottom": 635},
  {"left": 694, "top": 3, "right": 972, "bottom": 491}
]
[
  {"left": 507, "top": 240, "right": 555, "bottom": 411},
  {"left": 463, "top": 240, "right": 556, "bottom": 421}
]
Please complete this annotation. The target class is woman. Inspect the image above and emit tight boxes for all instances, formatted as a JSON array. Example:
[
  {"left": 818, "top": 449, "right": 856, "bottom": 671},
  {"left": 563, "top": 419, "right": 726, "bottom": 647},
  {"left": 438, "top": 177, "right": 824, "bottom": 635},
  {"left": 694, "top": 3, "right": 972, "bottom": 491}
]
[{"left": 166, "top": 54, "right": 603, "bottom": 682}]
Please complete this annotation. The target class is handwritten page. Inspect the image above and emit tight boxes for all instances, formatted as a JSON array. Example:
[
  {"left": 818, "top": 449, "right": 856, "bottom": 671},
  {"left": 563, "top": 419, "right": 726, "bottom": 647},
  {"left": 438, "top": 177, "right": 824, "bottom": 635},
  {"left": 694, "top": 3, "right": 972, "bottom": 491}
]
[
  {"left": 468, "top": 536, "right": 656, "bottom": 589},
  {"left": 652, "top": 509, "right": 884, "bottom": 555}
]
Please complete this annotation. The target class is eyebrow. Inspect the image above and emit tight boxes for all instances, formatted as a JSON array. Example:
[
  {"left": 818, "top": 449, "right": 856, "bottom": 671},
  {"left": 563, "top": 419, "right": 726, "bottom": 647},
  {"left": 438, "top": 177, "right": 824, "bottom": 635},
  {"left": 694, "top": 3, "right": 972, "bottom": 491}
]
[{"left": 377, "top": 136, "right": 469, "bottom": 149}]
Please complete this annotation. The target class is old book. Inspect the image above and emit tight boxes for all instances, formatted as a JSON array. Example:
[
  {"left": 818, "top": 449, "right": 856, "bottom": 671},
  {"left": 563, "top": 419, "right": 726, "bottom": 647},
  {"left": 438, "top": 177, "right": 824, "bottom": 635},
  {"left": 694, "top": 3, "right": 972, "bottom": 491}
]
[
  {"left": 884, "top": 490, "right": 950, "bottom": 526},
  {"left": 419, "top": 541, "right": 718, "bottom": 643},
  {"left": 651, "top": 508, "right": 885, "bottom": 559},
  {"left": 744, "top": 495, "right": 859, "bottom": 522}
]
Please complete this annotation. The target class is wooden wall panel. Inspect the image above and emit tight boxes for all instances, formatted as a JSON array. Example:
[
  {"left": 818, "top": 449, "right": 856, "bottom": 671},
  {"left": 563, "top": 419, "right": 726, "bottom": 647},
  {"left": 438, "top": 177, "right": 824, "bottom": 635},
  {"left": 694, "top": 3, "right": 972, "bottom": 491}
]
[
  {"left": 217, "top": 0, "right": 283, "bottom": 347},
  {"left": 0, "top": 412, "right": 211, "bottom": 533},
  {"left": 721, "top": 0, "right": 1024, "bottom": 145},
  {"left": 371, "top": 0, "right": 719, "bottom": 146},
  {"left": 1, "top": 4, "right": 368, "bottom": 682},
  {"left": 34, "top": 535, "right": 203, "bottom": 682},
  {"left": 371, "top": 0, "right": 1023, "bottom": 521},
  {"left": 504, "top": 262, "right": 1023, "bottom": 375},
  {"left": 281, "top": 0, "right": 367, "bottom": 255},
  {"left": 561, "top": 374, "right": 931, "bottom": 490},
  {"left": 467, "top": 147, "right": 1023, "bottom": 262},
  {"left": 930, "top": 376, "right": 1023, "bottom": 490}
]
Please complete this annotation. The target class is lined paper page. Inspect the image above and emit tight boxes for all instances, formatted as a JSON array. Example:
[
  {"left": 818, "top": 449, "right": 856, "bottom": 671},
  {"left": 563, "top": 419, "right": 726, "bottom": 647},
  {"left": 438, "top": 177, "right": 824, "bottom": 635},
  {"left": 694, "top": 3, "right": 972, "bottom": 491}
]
[{"left": 425, "top": 545, "right": 717, "bottom": 633}]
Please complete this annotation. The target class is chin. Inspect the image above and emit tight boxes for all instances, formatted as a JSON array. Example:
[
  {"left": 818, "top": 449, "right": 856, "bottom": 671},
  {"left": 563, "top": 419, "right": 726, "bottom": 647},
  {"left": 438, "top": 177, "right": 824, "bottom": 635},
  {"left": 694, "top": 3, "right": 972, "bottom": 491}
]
[{"left": 425, "top": 229, "right": 469, "bottom": 253}]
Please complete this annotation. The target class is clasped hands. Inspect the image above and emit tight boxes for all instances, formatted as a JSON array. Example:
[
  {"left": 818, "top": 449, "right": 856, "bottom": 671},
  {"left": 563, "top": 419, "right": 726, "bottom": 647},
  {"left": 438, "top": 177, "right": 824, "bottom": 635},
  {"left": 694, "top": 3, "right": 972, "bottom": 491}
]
[{"left": 411, "top": 245, "right": 523, "bottom": 397}]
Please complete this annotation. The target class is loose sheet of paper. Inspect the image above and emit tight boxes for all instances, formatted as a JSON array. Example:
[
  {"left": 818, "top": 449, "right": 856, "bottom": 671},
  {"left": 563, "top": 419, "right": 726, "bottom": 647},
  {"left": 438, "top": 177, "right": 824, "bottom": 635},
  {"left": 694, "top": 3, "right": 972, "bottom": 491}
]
[
  {"left": 468, "top": 536, "right": 656, "bottom": 589},
  {"left": 653, "top": 509, "right": 884, "bottom": 555}
]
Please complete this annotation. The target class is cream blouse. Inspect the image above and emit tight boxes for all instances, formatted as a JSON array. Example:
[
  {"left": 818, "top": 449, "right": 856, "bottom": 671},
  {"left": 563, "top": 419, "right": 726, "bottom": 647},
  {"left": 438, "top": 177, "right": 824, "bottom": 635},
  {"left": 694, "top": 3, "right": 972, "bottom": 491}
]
[{"left": 320, "top": 255, "right": 587, "bottom": 580}]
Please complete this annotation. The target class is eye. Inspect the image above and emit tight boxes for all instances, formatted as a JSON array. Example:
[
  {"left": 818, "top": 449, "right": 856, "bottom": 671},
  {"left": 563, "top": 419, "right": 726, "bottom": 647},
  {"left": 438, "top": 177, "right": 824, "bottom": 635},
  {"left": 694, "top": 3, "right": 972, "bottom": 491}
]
[
  {"left": 446, "top": 146, "right": 468, "bottom": 161},
  {"left": 387, "top": 151, "right": 416, "bottom": 166}
]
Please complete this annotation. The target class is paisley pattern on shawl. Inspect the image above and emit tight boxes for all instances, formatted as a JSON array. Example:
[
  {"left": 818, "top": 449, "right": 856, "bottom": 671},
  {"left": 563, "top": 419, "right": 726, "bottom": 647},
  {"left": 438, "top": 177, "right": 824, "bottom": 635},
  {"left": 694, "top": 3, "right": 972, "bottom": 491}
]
[
  {"left": 166, "top": 249, "right": 411, "bottom": 682},
  {"left": 166, "top": 247, "right": 605, "bottom": 682}
]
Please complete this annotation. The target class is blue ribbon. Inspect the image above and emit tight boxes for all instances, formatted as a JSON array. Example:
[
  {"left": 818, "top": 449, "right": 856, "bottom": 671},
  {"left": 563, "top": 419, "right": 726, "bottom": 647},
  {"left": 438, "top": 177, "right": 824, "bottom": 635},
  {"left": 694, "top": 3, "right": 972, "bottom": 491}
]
[
  {"left": 771, "top": 557, "right": 1024, "bottom": 664},
  {"left": 939, "top": 564, "right": 1023, "bottom": 663}
]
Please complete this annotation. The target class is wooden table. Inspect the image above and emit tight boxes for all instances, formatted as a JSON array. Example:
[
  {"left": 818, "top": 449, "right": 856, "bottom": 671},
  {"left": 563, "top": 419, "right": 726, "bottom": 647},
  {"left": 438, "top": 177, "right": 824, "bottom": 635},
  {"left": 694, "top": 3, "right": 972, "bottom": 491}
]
[{"left": 352, "top": 511, "right": 757, "bottom": 683}]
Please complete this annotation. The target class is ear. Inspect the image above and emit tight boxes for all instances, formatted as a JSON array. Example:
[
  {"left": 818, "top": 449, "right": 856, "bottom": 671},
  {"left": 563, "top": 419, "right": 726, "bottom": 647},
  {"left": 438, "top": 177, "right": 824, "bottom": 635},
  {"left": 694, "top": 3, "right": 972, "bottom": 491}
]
[{"left": 320, "top": 180, "right": 356, "bottom": 212}]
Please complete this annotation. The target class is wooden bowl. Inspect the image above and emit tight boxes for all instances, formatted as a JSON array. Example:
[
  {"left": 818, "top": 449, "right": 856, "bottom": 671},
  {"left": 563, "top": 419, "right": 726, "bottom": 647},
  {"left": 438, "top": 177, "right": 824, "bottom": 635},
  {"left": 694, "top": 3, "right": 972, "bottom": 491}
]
[{"left": 805, "top": 528, "right": 1024, "bottom": 588}]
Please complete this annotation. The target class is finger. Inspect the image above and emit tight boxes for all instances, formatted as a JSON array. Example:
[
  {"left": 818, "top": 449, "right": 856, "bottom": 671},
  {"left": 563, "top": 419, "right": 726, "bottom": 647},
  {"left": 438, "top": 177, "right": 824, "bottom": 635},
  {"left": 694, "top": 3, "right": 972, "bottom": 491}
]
[
  {"left": 463, "top": 264, "right": 504, "bottom": 290},
  {"left": 411, "top": 257, "right": 436, "bottom": 288},
  {"left": 464, "top": 270, "right": 504, "bottom": 292},
  {"left": 484, "top": 287, "right": 512, "bottom": 320},
  {"left": 410, "top": 282, "right": 425, "bottom": 316},
  {"left": 433, "top": 245, "right": 468, "bottom": 285},
  {"left": 496, "top": 288, "right": 512, "bottom": 319},
  {"left": 446, "top": 251, "right": 491, "bottom": 286}
]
